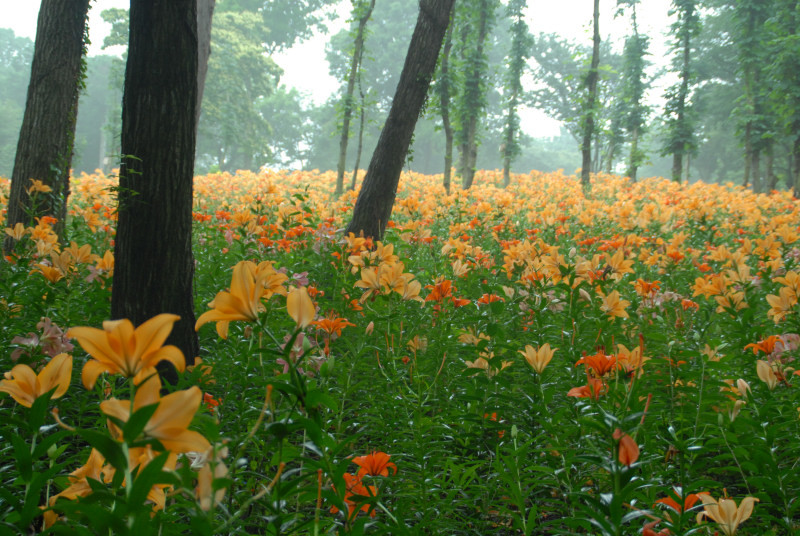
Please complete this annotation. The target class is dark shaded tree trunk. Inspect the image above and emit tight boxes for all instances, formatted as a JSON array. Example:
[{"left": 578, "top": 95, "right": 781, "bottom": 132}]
[
  {"left": 344, "top": 0, "right": 455, "bottom": 240},
  {"left": 580, "top": 0, "right": 600, "bottom": 189},
  {"left": 4, "top": 0, "right": 90, "bottom": 251},
  {"left": 336, "top": 0, "right": 376, "bottom": 197},
  {"left": 439, "top": 17, "right": 455, "bottom": 194},
  {"left": 111, "top": 0, "right": 199, "bottom": 364}
]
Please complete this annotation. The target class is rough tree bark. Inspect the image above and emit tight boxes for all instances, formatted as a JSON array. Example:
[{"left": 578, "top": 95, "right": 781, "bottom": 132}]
[
  {"left": 580, "top": 0, "right": 600, "bottom": 189},
  {"left": 4, "top": 0, "right": 90, "bottom": 251},
  {"left": 111, "top": 0, "right": 200, "bottom": 364},
  {"left": 344, "top": 0, "right": 455, "bottom": 240}
]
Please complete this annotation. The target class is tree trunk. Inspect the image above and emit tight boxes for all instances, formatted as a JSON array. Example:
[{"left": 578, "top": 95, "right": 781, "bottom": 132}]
[
  {"left": 336, "top": 0, "right": 376, "bottom": 197},
  {"left": 628, "top": 126, "right": 639, "bottom": 181},
  {"left": 752, "top": 149, "right": 761, "bottom": 193},
  {"left": 344, "top": 0, "right": 455, "bottom": 240},
  {"left": 348, "top": 77, "right": 366, "bottom": 191},
  {"left": 672, "top": 153, "right": 682, "bottom": 184},
  {"left": 580, "top": 0, "right": 600, "bottom": 189},
  {"left": 196, "top": 0, "right": 216, "bottom": 128},
  {"left": 111, "top": 0, "right": 199, "bottom": 365},
  {"left": 439, "top": 17, "right": 454, "bottom": 194},
  {"left": 766, "top": 143, "right": 776, "bottom": 190},
  {"left": 743, "top": 122, "right": 752, "bottom": 187},
  {"left": 4, "top": 0, "right": 90, "bottom": 252}
]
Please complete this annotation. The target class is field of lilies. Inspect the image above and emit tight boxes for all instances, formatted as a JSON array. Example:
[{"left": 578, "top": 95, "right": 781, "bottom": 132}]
[{"left": 1, "top": 168, "right": 800, "bottom": 535}]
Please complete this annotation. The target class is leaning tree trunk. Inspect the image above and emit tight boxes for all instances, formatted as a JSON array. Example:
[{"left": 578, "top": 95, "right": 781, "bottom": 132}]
[
  {"left": 344, "top": 0, "right": 456, "bottom": 240},
  {"left": 348, "top": 76, "right": 367, "bottom": 191},
  {"left": 111, "top": 0, "right": 199, "bottom": 365},
  {"left": 4, "top": 0, "right": 90, "bottom": 252},
  {"left": 580, "top": 0, "right": 600, "bottom": 190}
]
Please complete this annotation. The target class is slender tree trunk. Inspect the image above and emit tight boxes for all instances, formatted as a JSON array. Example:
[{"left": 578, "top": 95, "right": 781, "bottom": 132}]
[
  {"left": 344, "top": 0, "right": 455, "bottom": 240},
  {"left": 752, "top": 150, "right": 761, "bottom": 193},
  {"left": 628, "top": 126, "right": 639, "bottom": 181},
  {"left": 460, "top": 0, "right": 494, "bottom": 190},
  {"left": 4, "top": 0, "right": 90, "bottom": 252},
  {"left": 743, "top": 122, "right": 752, "bottom": 187},
  {"left": 793, "top": 138, "right": 800, "bottom": 197},
  {"left": 440, "top": 17, "right": 454, "bottom": 194},
  {"left": 111, "top": 0, "right": 199, "bottom": 365},
  {"left": 348, "top": 77, "right": 366, "bottom": 191},
  {"left": 766, "top": 143, "right": 776, "bottom": 190},
  {"left": 580, "top": 0, "right": 600, "bottom": 189},
  {"left": 336, "top": 0, "right": 375, "bottom": 197},
  {"left": 196, "top": 0, "right": 216, "bottom": 129}
]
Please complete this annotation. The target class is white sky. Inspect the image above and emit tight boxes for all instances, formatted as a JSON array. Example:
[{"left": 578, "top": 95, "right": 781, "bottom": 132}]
[{"left": 0, "top": 0, "right": 674, "bottom": 138}]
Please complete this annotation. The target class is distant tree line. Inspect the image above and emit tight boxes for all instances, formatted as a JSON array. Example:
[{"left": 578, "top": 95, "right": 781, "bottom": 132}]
[{"left": 0, "top": 0, "right": 799, "bottom": 190}]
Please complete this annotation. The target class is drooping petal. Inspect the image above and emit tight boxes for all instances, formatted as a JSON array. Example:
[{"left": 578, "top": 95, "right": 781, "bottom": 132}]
[
  {"left": 0, "top": 364, "right": 37, "bottom": 407},
  {"left": 82, "top": 359, "right": 112, "bottom": 390},
  {"left": 287, "top": 287, "right": 315, "bottom": 328}
]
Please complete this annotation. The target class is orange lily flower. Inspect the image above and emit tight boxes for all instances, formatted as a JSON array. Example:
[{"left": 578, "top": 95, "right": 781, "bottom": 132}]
[
  {"left": 695, "top": 493, "right": 758, "bottom": 536},
  {"left": 575, "top": 350, "right": 620, "bottom": 377},
  {"left": 0, "top": 352, "right": 72, "bottom": 407},
  {"left": 744, "top": 335, "right": 782, "bottom": 355},
  {"left": 100, "top": 375, "right": 211, "bottom": 454},
  {"left": 566, "top": 378, "right": 607, "bottom": 399},
  {"left": 68, "top": 314, "right": 185, "bottom": 389},
  {"left": 352, "top": 451, "right": 397, "bottom": 477},
  {"left": 655, "top": 491, "right": 703, "bottom": 515},
  {"left": 613, "top": 428, "right": 639, "bottom": 466},
  {"left": 331, "top": 472, "right": 377, "bottom": 519}
]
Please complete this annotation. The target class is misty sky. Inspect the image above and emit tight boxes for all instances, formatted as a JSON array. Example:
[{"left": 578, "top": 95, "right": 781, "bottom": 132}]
[{"left": 1, "top": 0, "right": 675, "bottom": 138}]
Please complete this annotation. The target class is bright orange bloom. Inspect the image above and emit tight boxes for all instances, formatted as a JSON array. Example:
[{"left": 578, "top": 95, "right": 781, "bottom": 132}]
[
  {"left": 566, "top": 378, "right": 607, "bottom": 399},
  {"left": 477, "top": 293, "right": 503, "bottom": 305},
  {"left": 195, "top": 261, "right": 268, "bottom": 338},
  {"left": 613, "top": 428, "right": 639, "bottom": 466},
  {"left": 330, "top": 472, "right": 377, "bottom": 519},
  {"left": 655, "top": 491, "right": 703, "bottom": 514},
  {"left": 352, "top": 451, "right": 397, "bottom": 477},
  {"left": 312, "top": 314, "right": 355, "bottom": 337},
  {"left": 744, "top": 335, "right": 782, "bottom": 355},
  {"left": 425, "top": 279, "right": 454, "bottom": 302},
  {"left": 575, "top": 351, "right": 620, "bottom": 377},
  {"left": 633, "top": 278, "right": 661, "bottom": 297}
]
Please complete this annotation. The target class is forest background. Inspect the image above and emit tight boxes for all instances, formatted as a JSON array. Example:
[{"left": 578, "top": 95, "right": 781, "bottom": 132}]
[{"left": 0, "top": 0, "right": 791, "bottom": 187}]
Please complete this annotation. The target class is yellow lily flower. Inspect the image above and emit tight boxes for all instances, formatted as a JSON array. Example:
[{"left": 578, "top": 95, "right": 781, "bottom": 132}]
[
  {"left": 100, "top": 375, "right": 210, "bottom": 454},
  {"left": 287, "top": 286, "right": 315, "bottom": 328},
  {"left": 195, "top": 261, "right": 267, "bottom": 338},
  {"left": 756, "top": 359, "right": 779, "bottom": 389},
  {"left": 696, "top": 493, "right": 758, "bottom": 536},
  {"left": 68, "top": 314, "right": 185, "bottom": 389},
  {"left": 0, "top": 352, "right": 72, "bottom": 407},
  {"left": 600, "top": 290, "right": 631, "bottom": 319},
  {"left": 519, "top": 343, "right": 556, "bottom": 374},
  {"left": 43, "top": 448, "right": 114, "bottom": 528}
]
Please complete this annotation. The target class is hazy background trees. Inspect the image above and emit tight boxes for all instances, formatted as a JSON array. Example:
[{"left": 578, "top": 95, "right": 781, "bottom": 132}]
[{"left": 1, "top": 0, "right": 800, "bottom": 189}]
